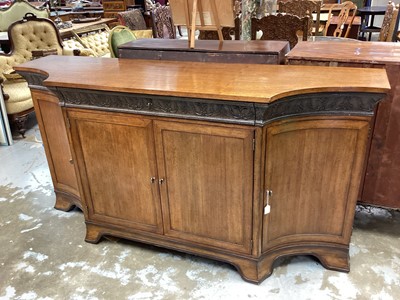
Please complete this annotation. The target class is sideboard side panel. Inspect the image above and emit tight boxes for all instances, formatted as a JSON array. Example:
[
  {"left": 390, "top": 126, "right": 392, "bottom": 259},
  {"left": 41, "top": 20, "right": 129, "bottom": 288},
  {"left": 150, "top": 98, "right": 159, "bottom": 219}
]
[{"left": 31, "top": 89, "right": 80, "bottom": 211}]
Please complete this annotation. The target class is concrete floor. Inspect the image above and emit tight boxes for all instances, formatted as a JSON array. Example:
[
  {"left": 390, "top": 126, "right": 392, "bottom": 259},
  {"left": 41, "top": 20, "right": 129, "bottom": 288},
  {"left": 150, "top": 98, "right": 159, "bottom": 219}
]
[{"left": 0, "top": 124, "right": 400, "bottom": 300}]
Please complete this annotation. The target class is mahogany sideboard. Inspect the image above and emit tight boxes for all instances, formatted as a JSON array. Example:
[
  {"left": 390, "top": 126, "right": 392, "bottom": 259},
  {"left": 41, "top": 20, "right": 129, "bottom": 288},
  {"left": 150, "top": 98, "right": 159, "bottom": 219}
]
[
  {"left": 16, "top": 56, "right": 389, "bottom": 283},
  {"left": 287, "top": 41, "right": 400, "bottom": 209},
  {"left": 118, "top": 39, "right": 290, "bottom": 64}
]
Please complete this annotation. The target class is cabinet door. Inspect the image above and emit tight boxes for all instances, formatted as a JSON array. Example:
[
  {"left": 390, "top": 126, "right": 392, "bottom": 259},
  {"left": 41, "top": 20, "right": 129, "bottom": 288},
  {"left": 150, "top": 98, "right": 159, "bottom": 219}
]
[
  {"left": 262, "top": 116, "right": 370, "bottom": 252},
  {"left": 68, "top": 110, "right": 163, "bottom": 233},
  {"left": 154, "top": 120, "right": 254, "bottom": 254}
]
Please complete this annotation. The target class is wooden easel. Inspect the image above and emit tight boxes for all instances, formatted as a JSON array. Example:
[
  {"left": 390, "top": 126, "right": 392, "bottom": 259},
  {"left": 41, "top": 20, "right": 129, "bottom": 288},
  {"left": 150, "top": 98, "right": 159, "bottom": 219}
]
[
  {"left": 169, "top": 0, "right": 235, "bottom": 48},
  {"left": 187, "top": 0, "right": 223, "bottom": 48}
]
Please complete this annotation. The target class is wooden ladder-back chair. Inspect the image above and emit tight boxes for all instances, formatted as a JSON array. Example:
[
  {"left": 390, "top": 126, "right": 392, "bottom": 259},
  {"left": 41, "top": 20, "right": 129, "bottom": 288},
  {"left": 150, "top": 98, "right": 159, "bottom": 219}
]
[
  {"left": 251, "top": 13, "right": 310, "bottom": 49},
  {"left": 324, "top": 1, "right": 357, "bottom": 38},
  {"left": 278, "top": 0, "right": 323, "bottom": 36},
  {"left": 379, "top": 1, "right": 400, "bottom": 42}
]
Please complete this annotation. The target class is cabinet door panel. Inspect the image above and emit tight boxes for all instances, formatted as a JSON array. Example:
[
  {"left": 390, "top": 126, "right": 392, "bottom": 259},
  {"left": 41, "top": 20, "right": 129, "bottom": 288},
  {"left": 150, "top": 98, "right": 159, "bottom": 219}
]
[
  {"left": 68, "top": 110, "right": 163, "bottom": 233},
  {"left": 262, "top": 117, "right": 370, "bottom": 251},
  {"left": 154, "top": 120, "right": 254, "bottom": 254}
]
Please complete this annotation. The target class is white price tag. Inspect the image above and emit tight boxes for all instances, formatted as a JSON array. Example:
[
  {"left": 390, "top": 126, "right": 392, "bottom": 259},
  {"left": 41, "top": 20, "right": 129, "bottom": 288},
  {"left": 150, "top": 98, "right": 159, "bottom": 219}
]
[{"left": 264, "top": 204, "right": 271, "bottom": 215}]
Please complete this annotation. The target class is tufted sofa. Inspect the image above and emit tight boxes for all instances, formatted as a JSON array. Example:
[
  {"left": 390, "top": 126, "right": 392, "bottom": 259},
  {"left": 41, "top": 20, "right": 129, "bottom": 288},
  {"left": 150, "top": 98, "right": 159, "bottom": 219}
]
[
  {"left": 0, "top": 0, "right": 49, "bottom": 32},
  {"left": 70, "top": 24, "right": 111, "bottom": 57},
  {"left": 0, "top": 14, "right": 77, "bottom": 137}
]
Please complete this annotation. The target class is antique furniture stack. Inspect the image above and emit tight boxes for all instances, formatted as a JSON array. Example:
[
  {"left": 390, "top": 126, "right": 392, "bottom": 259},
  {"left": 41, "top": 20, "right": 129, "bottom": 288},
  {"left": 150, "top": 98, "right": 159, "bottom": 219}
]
[
  {"left": 15, "top": 55, "right": 389, "bottom": 283},
  {"left": 103, "top": 0, "right": 135, "bottom": 19},
  {"left": 287, "top": 41, "right": 400, "bottom": 209}
]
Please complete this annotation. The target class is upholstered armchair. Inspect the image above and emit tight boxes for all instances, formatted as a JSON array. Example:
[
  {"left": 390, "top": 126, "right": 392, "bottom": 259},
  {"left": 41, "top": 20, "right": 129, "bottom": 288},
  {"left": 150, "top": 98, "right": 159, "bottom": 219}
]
[
  {"left": 0, "top": 0, "right": 49, "bottom": 32},
  {"left": 0, "top": 14, "right": 76, "bottom": 137},
  {"left": 117, "top": 9, "right": 153, "bottom": 38},
  {"left": 108, "top": 25, "right": 137, "bottom": 58}
]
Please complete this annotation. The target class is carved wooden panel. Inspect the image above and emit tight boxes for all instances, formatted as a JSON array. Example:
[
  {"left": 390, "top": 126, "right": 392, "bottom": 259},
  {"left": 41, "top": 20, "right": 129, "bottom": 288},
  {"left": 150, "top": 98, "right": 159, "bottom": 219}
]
[
  {"left": 278, "top": 0, "right": 322, "bottom": 35},
  {"left": 379, "top": 1, "right": 399, "bottom": 42},
  {"left": 103, "top": 2, "right": 125, "bottom": 10},
  {"left": 251, "top": 14, "right": 310, "bottom": 49}
]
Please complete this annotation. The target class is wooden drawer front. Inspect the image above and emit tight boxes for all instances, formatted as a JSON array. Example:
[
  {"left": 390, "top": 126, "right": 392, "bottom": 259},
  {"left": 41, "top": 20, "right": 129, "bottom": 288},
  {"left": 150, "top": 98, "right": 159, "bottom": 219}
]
[
  {"left": 103, "top": 2, "right": 125, "bottom": 10},
  {"left": 104, "top": 12, "right": 120, "bottom": 18}
]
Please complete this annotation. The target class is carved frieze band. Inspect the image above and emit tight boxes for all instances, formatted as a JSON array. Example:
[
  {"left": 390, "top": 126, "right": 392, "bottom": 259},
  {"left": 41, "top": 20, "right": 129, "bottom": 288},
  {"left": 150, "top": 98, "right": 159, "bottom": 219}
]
[
  {"left": 53, "top": 88, "right": 256, "bottom": 125},
  {"left": 18, "top": 71, "right": 49, "bottom": 91},
  {"left": 17, "top": 68, "right": 384, "bottom": 126},
  {"left": 51, "top": 88, "right": 384, "bottom": 126},
  {"left": 255, "top": 92, "right": 385, "bottom": 125}
]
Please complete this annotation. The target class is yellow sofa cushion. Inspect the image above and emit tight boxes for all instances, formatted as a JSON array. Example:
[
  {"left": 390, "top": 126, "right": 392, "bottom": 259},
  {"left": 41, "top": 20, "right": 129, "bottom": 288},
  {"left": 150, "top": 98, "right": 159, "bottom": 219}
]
[
  {"left": 74, "top": 29, "right": 110, "bottom": 57},
  {"left": 132, "top": 29, "right": 153, "bottom": 39},
  {"left": 2, "top": 79, "right": 32, "bottom": 114}
]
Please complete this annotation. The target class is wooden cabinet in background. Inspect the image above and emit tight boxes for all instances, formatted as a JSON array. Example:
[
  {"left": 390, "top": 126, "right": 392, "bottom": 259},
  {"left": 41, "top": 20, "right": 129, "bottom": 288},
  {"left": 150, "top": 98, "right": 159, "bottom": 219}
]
[
  {"left": 103, "top": 0, "right": 134, "bottom": 19},
  {"left": 16, "top": 56, "right": 389, "bottom": 283},
  {"left": 287, "top": 41, "right": 400, "bottom": 209}
]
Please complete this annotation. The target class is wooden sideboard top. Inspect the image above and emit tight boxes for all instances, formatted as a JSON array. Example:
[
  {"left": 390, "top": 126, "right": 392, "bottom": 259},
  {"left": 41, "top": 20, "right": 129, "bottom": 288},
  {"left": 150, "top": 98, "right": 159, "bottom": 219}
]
[
  {"left": 287, "top": 41, "right": 400, "bottom": 65},
  {"left": 16, "top": 56, "right": 390, "bottom": 103}
]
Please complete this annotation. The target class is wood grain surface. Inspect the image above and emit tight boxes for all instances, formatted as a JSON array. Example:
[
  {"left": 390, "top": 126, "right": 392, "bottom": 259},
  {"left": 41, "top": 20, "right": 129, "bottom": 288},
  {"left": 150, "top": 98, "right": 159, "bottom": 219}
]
[
  {"left": 288, "top": 41, "right": 400, "bottom": 64},
  {"left": 16, "top": 56, "right": 390, "bottom": 103}
]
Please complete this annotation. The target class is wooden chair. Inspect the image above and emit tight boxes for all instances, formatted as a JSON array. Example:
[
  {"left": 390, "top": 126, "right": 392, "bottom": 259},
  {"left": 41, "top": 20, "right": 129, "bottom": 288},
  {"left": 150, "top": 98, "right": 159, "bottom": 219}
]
[
  {"left": 278, "top": 0, "right": 323, "bottom": 36},
  {"left": 108, "top": 25, "right": 137, "bottom": 58},
  {"left": 117, "top": 9, "right": 147, "bottom": 30},
  {"left": 251, "top": 13, "right": 310, "bottom": 49},
  {"left": 324, "top": 1, "right": 358, "bottom": 38},
  {"left": 151, "top": 5, "right": 176, "bottom": 39},
  {"left": 379, "top": 1, "right": 400, "bottom": 42}
]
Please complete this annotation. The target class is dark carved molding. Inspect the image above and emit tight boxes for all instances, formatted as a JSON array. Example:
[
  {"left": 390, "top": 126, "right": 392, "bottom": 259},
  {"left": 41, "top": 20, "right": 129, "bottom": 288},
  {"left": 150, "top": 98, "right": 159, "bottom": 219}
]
[
  {"left": 52, "top": 88, "right": 256, "bottom": 125},
  {"left": 17, "top": 71, "right": 49, "bottom": 91},
  {"left": 18, "top": 70, "right": 385, "bottom": 126},
  {"left": 255, "top": 92, "right": 385, "bottom": 125}
]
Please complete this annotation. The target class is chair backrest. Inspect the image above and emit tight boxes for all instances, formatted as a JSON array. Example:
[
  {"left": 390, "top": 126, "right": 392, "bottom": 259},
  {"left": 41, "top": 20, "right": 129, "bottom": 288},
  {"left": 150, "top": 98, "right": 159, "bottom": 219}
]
[
  {"left": 5, "top": 14, "right": 62, "bottom": 66},
  {"left": 0, "top": 0, "right": 49, "bottom": 32},
  {"left": 117, "top": 9, "right": 147, "bottom": 30},
  {"left": 251, "top": 13, "right": 310, "bottom": 49},
  {"left": 151, "top": 5, "right": 176, "bottom": 39},
  {"left": 108, "top": 25, "right": 137, "bottom": 58},
  {"left": 278, "top": 0, "right": 322, "bottom": 36},
  {"left": 379, "top": 1, "right": 400, "bottom": 42},
  {"left": 324, "top": 1, "right": 357, "bottom": 38}
]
